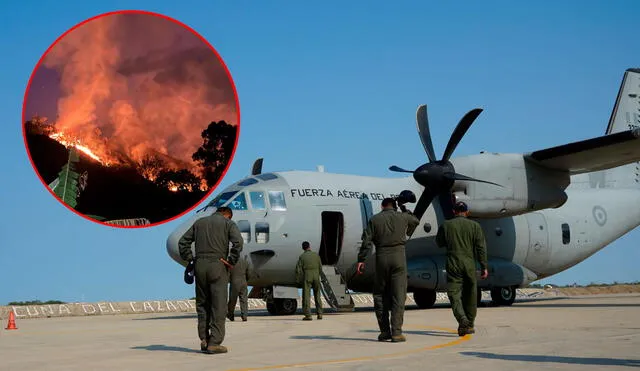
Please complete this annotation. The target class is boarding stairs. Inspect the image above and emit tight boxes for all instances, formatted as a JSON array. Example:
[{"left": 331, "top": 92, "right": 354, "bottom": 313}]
[{"left": 319, "top": 266, "right": 355, "bottom": 312}]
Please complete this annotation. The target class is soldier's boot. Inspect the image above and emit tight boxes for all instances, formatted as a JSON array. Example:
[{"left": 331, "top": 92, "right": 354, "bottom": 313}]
[
  {"left": 391, "top": 334, "right": 406, "bottom": 343},
  {"left": 317, "top": 314, "right": 323, "bottom": 320},
  {"left": 467, "top": 321, "right": 475, "bottom": 334},
  {"left": 457, "top": 319, "right": 473, "bottom": 336},
  {"left": 206, "top": 344, "right": 228, "bottom": 354},
  {"left": 227, "top": 313, "right": 235, "bottom": 321},
  {"left": 302, "top": 315, "right": 313, "bottom": 321},
  {"left": 241, "top": 315, "right": 247, "bottom": 322},
  {"left": 378, "top": 333, "right": 392, "bottom": 342},
  {"left": 200, "top": 339, "right": 208, "bottom": 352}
]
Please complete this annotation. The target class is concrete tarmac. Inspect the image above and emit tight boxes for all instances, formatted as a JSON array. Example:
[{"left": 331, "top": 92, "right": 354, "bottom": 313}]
[{"left": 1, "top": 295, "right": 639, "bottom": 371}]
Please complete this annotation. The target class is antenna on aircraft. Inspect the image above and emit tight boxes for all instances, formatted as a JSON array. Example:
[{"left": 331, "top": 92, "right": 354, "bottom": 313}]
[
  {"left": 251, "top": 158, "right": 264, "bottom": 175},
  {"left": 389, "top": 104, "right": 503, "bottom": 222}
]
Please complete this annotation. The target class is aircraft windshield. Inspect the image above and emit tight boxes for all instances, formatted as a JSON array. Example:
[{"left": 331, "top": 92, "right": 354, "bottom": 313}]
[
  {"left": 205, "top": 191, "right": 238, "bottom": 210},
  {"left": 228, "top": 193, "right": 248, "bottom": 210}
]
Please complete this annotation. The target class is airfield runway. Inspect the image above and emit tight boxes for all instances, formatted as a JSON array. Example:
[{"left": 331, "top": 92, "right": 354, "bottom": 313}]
[{"left": 1, "top": 295, "right": 639, "bottom": 371}]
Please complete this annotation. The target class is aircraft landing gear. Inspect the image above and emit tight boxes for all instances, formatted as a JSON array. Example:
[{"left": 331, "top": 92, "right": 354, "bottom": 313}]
[
  {"left": 413, "top": 289, "right": 437, "bottom": 309},
  {"left": 490, "top": 286, "right": 516, "bottom": 306},
  {"left": 266, "top": 298, "right": 298, "bottom": 315}
]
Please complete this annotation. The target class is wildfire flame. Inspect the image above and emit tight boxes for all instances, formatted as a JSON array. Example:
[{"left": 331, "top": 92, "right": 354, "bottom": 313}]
[
  {"left": 46, "top": 127, "right": 209, "bottom": 194},
  {"left": 49, "top": 132, "right": 112, "bottom": 166}
]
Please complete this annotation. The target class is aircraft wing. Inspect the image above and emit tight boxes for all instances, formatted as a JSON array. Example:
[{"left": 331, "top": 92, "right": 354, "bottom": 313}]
[{"left": 524, "top": 128, "right": 640, "bottom": 174}]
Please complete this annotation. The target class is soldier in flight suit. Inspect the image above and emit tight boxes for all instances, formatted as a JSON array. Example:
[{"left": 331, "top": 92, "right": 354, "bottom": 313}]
[
  {"left": 435, "top": 201, "right": 488, "bottom": 336},
  {"left": 178, "top": 206, "right": 243, "bottom": 354},
  {"left": 295, "top": 241, "right": 323, "bottom": 320},
  {"left": 357, "top": 198, "right": 420, "bottom": 342},
  {"left": 227, "top": 255, "right": 250, "bottom": 322}
]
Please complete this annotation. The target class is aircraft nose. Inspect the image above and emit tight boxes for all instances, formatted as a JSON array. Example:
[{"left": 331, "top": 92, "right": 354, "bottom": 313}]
[{"left": 166, "top": 211, "right": 208, "bottom": 266}]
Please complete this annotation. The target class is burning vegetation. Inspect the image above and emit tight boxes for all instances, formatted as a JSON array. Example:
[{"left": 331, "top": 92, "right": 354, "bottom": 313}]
[
  {"left": 25, "top": 115, "right": 236, "bottom": 194},
  {"left": 24, "top": 116, "right": 238, "bottom": 223}
]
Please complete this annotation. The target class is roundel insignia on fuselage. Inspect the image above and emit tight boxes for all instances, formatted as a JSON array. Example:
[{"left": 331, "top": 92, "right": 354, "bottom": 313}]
[{"left": 592, "top": 205, "right": 608, "bottom": 227}]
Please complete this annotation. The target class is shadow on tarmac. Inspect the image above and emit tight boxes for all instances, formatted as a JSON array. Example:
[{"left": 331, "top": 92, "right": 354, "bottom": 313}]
[
  {"left": 359, "top": 329, "right": 457, "bottom": 338},
  {"left": 461, "top": 352, "right": 640, "bottom": 367},
  {"left": 130, "top": 344, "right": 202, "bottom": 354}
]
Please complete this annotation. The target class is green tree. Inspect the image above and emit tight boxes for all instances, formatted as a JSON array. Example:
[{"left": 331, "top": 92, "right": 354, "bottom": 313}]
[
  {"left": 50, "top": 148, "right": 81, "bottom": 208},
  {"left": 7, "top": 300, "right": 66, "bottom": 306},
  {"left": 192, "top": 120, "right": 238, "bottom": 189}
]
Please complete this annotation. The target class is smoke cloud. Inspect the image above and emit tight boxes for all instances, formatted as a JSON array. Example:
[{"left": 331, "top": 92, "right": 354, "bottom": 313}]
[{"left": 39, "top": 12, "right": 237, "bottom": 171}]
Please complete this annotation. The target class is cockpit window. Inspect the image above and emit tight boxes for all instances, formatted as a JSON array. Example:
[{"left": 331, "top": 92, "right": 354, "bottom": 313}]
[
  {"left": 257, "top": 173, "right": 278, "bottom": 181},
  {"left": 250, "top": 191, "right": 266, "bottom": 210},
  {"left": 228, "top": 193, "right": 248, "bottom": 210},
  {"left": 268, "top": 191, "right": 287, "bottom": 211},
  {"left": 206, "top": 191, "right": 237, "bottom": 209},
  {"left": 238, "top": 178, "right": 258, "bottom": 186}
]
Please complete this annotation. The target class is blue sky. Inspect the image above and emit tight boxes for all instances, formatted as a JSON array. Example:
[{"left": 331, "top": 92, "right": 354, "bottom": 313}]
[{"left": 1, "top": 0, "right": 639, "bottom": 304}]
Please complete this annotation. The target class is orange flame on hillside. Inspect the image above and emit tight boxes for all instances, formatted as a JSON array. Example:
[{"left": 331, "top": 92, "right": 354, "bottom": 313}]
[
  {"left": 46, "top": 127, "right": 209, "bottom": 193},
  {"left": 49, "top": 132, "right": 113, "bottom": 166}
]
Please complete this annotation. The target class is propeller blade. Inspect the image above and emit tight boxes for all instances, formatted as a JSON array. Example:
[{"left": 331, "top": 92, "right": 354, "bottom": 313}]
[
  {"left": 416, "top": 104, "right": 437, "bottom": 163},
  {"left": 444, "top": 172, "right": 504, "bottom": 187},
  {"left": 389, "top": 165, "right": 414, "bottom": 173},
  {"left": 411, "top": 188, "right": 437, "bottom": 224},
  {"left": 441, "top": 108, "right": 483, "bottom": 162}
]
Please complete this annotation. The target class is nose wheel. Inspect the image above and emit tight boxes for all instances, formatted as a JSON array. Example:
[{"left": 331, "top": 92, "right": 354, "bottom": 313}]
[{"left": 266, "top": 298, "right": 298, "bottom": 315}]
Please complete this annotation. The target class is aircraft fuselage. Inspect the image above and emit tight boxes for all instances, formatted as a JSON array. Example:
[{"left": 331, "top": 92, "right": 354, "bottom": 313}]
[{"left": 166, "top": 168, "right": 640, "bottom": 295}]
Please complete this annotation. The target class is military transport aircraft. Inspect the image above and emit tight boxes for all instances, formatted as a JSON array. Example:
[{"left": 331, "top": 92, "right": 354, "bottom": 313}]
[{"left": 167, "top": 68, "right": 640, "bottom": 316}]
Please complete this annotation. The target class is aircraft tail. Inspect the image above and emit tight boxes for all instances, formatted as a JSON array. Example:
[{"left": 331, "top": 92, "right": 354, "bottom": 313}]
[
  {"left": 604, "top": 69, "right": 640, "bottom": 135},
  {"left": 572, "top": 69, "right": 640, "bottom": 189}
]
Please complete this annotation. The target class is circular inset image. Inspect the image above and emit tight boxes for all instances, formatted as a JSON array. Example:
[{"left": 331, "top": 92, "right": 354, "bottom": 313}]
[{"left": 22, "top": 10, "right": 240, "bottom": 228}]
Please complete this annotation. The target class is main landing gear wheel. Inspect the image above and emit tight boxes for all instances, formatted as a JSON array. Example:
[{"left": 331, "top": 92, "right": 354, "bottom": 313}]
[
  {"left": 490, "top": 286, "right": 516, "bottom": 306},
  {"left": 413, "top": 289, "right": 437, "bottom": 309},
  {"left": 267, "top": 298, "right": 298, "bottom": 315}
]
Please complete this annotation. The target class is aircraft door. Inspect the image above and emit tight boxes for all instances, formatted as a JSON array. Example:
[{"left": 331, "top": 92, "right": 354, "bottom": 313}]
[
  {"left": 319, "top": 211, "right": 344, "bottom": 266},
  {"left": 523, "top": 212, "right": 551, "bottom": 270},
  {"left": 360, "top": 197, "right": 374, "bottom": 229}
]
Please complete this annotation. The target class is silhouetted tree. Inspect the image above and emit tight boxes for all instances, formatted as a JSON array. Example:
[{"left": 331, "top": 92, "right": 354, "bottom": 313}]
[
  {"left": 192, "top": 120, "right": 238, "bottom": 189},
  {"left": 155, "top": 168, "right": 201, "bottom": 192},
  {"left": 25, "top": 115, "right": 54, "bottom": 136}
]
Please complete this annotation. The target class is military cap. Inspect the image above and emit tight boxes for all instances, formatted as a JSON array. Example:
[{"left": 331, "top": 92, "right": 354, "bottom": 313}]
[{"left": 184, "top": 260, "right": 195, "bottom": 284}]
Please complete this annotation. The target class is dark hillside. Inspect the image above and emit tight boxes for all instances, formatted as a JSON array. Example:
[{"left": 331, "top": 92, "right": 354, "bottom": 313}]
[
  {"left": 25, "top": 132, "right": 207, "bottom": 223},
  {"left": 25, "top": 133, "right": 69, "bottom": 184}
]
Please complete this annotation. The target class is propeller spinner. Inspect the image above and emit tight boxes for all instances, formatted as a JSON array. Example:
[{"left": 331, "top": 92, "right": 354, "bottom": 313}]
[{"left": 389, "top": 105, "right": 502, "bottom": 224}]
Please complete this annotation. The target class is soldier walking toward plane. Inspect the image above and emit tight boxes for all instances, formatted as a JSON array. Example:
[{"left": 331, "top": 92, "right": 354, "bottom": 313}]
[
  {"left": 357, "top": 197, "right": 420, "bottom": 342},
  {"left": 295, "top": 241, "right": 323, "bottom": 320},
  {"left": 436, "top": 201, "right": 488, "bottom": 336},
  {"left": 227, "top": 255, "right": 251, "bottom": 322},
  {"left": 178, "top": 206, "right": 243, "bottom": 354}
]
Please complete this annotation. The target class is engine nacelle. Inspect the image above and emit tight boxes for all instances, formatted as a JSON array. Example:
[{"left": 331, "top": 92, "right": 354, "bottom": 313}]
[
  {"left": 450, "top": 153, "right": 570, "bottom": 218},
  {"left": 407, "top": 256, "right": 538, "bottom": 291}
]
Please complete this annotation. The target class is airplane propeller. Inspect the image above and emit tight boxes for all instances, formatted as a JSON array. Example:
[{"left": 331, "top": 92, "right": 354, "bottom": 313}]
[{"left": 389, "top": 105, "right": 502, "bottom": 224}]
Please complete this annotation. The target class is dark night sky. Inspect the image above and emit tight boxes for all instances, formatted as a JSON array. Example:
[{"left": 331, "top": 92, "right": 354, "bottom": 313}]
[{"left": 25, "top": 66, "right": 61, "bottom": 122}]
